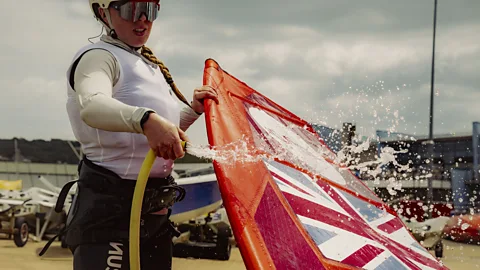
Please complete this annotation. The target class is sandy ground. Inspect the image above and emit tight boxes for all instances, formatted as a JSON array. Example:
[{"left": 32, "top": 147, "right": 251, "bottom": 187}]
[
  {"left": 0, "top": 238, "right": 478, "bottom": 270},
  {"left": 439, "top": 240, "right": 480, "bottom": 270},
  {"left": 0, "top": 239, "right": 246, "bottom": 270}
]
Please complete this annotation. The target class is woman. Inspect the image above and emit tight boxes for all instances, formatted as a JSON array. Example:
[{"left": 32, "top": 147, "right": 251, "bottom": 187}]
[{"left": 40, "top": 0, "right": 218, "bottom": 269}]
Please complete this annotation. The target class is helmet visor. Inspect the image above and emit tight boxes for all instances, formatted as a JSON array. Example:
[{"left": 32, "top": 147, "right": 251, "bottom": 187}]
[{"left": 111, "top": 1, "right": 160, "bottom": 22}]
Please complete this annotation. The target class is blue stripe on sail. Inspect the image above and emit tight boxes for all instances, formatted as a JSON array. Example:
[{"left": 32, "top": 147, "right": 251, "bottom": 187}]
[
  {"left": 264, "top": 159, "right": 332, "bottom": 202},
  {"left": 375, "top": 256, "right": 408, "bottom": 270},
  {"left": 412, "top": 242, "right": 426, "bottom": 252},
  {"left": 338, "top": 190, "right": 385, "bottom": 222},
  {"left": 302, "top": 223, "right": 337, "bottom": 246}
]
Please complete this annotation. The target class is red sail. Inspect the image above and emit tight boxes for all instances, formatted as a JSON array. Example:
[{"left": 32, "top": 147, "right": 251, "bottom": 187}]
[{"left": 202, "top": 58, "right": 448, "bottom": 270}]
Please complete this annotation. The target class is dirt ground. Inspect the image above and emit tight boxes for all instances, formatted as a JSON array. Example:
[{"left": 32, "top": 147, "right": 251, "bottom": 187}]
[
  {"left": 0, "top": 240, "right": 246, "bottom": 270},
  {"left": 0, "top": 238, "right": 478, "bottom": 270}
]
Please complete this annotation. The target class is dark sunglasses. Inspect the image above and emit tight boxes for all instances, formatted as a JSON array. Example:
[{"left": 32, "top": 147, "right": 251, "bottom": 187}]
[{"left": 110, "top": 0, "right": 160, "bottom": 22}]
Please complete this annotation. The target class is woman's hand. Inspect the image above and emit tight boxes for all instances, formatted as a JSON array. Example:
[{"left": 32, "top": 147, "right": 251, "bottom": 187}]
[
  {"left": 142, "top": 113, "right": 189, "bottom": 160},
  {"left": 191, "top": 85, "right": 219, "bottom": 114}
]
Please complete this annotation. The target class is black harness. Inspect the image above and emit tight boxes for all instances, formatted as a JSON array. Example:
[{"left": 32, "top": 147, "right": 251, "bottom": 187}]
[{"left": 39, "top": 157, "right": 185, "bottom": 256}]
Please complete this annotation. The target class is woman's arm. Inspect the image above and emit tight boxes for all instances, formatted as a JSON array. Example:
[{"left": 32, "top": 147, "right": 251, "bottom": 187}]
[
  {"left": 72, "top": 49, "right": 154, "bottom": 134},
  {"left": 179, "top": 106, "right": 201, "bottom": 131},
  {"left": 180, "top": 85, "right": 218, "bottom": 131}
]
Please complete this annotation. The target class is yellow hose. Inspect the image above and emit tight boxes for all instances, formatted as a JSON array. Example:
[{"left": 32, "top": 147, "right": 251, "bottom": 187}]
[{"left": 130, "top": 141, "right": 186, "bottom": 270}]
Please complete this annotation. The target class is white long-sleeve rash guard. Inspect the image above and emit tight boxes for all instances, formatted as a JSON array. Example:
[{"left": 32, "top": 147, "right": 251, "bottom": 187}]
[{"left": 72, "top": 48, "right": 200, "bottom": 134}]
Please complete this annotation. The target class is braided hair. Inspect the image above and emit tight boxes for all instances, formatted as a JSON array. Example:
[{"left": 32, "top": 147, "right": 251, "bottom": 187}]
[
  {"left": 140, "top": 45, "right": 192, "bottom": 109},
  {"left": 91, "top": 4, "right": 195, "bottom": 110}
]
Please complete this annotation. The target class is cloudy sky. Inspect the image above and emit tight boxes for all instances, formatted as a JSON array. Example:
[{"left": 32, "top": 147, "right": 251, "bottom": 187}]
[{"left": 1, "top": 0, "right": 479, "bottom": 146}]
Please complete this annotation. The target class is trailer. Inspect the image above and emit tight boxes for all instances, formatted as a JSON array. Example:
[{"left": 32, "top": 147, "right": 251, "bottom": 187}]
[{"left": 0, "top": 199, "right": 30, "bottom": 247}]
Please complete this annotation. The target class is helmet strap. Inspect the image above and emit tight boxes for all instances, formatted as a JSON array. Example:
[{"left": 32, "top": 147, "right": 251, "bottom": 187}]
[
  {"left": 98, "top": 9, "right": 118, "bottom": 39},
  {"left": 109, "top": 29, "right": 118, "bottom": 39}
]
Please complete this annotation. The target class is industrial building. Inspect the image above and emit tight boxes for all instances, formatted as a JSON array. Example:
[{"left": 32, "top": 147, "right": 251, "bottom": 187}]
[
  {"left": 0, "top": 138, "right": 211, "bottom": 190},
  {"left": 314, "top": 122, "right": 480, "bottom": 215},
  {"left": 2, "top": 121, "right": 478, "bottom": 215},
  {"left": 371, "top": 122, "right": 480, "bottom": 214}
]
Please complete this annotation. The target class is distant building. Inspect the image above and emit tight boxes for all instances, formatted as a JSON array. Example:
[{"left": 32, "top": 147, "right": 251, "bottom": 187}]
[
  {"left": 312, "top": 124, "right": 343, "bottom": 153},
  {"left": 0, "top": 137, "right": 211, "bottom": 189},
  {"left": 364, "top": 122, "right": 480, "bottom": 213},
  {"left": 313, "top": 121, "right": 480, "bottom": 213},
  {"left": 312, "top": 122, "right": 357, "bottom": 153},
  {"left": 2, "top": 120, "right": 479, "bottom": 213}
]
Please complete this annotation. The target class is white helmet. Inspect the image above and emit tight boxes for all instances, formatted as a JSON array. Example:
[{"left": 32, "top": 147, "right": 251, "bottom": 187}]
[
  {"left": 89, "top": 0, "right": 117, "bottom": 33},
  {"left": 89, "top": 0, "right": 115, "bottom": 15}
]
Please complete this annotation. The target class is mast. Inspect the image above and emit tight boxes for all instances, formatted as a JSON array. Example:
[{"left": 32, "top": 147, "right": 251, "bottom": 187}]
[{"left": 426, "top": 0, "right": 438, "bottom": 218}]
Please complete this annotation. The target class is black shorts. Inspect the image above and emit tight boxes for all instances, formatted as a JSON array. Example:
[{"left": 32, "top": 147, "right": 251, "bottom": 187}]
[
  {"left": 42, "top": 157, "right": 183, "bottom": 270},
  {"left": 73, "top": 226, "right": 173, "bottom": 270}
]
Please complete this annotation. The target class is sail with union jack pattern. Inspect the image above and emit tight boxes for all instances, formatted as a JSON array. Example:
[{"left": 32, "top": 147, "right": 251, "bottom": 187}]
[{"left": 202, "top": 58, "right": 448, "bottom": 270}]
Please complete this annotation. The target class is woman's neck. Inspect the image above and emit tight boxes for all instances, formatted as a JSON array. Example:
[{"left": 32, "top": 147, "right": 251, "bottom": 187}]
[{"left": 100, "top": 34, "right": 142, "bottom": 53}]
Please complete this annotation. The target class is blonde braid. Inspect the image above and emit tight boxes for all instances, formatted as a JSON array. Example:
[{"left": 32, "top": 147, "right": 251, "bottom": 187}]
[{"left": 140, "top": 45, "right": 192, "bottom": 108}]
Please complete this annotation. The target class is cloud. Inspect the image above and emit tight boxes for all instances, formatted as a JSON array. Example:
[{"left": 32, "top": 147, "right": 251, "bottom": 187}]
[
  {"left": 0, "top": 0, "right": 478, "bottom": 148},
  {"left": 0, "top": 77, "right": 73, "bottom": 140}
]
